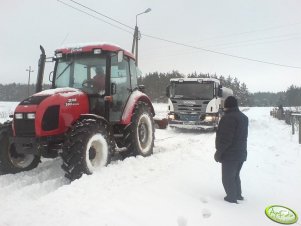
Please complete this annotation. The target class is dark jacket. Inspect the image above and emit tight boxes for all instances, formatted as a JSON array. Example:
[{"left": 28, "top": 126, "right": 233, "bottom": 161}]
[{"left": 215, "top": 107, "right": 248, "bottom": 162}]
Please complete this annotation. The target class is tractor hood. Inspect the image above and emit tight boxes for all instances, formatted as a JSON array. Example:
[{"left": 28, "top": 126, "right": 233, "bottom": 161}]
[
  {"left": 19, "top": 88, "right": 85, "bottom": 106},
  {"left": 14, "top": 87, "right": 89, "bottom": 137},
  {"left": 34, "top": 87, "right": 84, "bottom": 98}
]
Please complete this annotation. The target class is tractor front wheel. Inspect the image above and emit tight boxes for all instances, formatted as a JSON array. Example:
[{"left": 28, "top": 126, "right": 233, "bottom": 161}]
[
  {"left": 61, "top": 119, "right": 112, "bottom": 181},
  {"left": 0, "top": 122, "right": 40, "bottom": 174},
  {"left": 125, "top": 102, "right": 155, "bottom": 157}
]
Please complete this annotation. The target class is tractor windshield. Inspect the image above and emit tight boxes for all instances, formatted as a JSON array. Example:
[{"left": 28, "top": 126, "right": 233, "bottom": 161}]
[
  {"left": 170, "top": 82, "right": 214, "bottom": 100},
  {"left": 54, "top": 55, "right": 107, "bottom": 94}
]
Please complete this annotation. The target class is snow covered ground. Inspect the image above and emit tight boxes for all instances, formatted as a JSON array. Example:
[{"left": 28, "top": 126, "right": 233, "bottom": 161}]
[{"left": 0, "top": 102, "right": 300, "bottom": 226}]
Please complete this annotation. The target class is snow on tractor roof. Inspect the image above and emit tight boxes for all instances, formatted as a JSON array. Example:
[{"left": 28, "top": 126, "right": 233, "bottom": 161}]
[
  {"left": 34, "top": 87, "right": 83, "bottom": 97},
  {"left": 170, "top": 77, "right": 220, "bottom": 84},
  {"left": 56, "top": 42, "right": 135, "bottom": 59}
]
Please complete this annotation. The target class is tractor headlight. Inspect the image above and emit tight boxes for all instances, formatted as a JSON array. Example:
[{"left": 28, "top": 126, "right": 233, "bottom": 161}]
[
  {"left": 27, "top": 113, "right": 36, "bottom": 119},
  {"left": 15, "top": 113, "right": 23, "bottom": 119}
]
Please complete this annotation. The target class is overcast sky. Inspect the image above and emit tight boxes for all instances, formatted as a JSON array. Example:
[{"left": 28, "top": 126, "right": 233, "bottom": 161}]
[{"left": 1, "top": 0, "right": 301, "bottom": 93}]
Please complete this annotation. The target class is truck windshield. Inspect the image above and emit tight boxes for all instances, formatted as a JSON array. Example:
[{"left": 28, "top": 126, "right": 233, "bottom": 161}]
[
  {"left": 171, "top": 82, "right": 214, "bottom": 100},
  {"left": 54, "top": 55, "right": 106, "bottom": 93}
]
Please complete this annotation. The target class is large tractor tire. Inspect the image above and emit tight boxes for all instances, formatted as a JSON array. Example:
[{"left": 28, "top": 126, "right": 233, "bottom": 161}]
[
  {"left": 124, "top": 101, "right": 155, "bottom": 157},
  {"left": 61, "top": 118, "right": 113, "bottom": 181},
  {"left": 0, "top": 122, "right": 40, "bottom": 174}
]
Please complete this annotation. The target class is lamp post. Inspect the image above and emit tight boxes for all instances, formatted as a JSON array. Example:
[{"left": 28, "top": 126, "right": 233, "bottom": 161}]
[
  {"left": 26, "top": 66, "right": 34, "bottom": 96},
  {"left": 132, "top": 8, "right": 151, "bottom": 66}
]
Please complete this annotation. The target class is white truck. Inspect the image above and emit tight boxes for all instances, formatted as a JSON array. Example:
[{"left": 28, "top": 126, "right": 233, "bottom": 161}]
[{"left": 166, "top": 77, "right": 233, "bottom": 130}]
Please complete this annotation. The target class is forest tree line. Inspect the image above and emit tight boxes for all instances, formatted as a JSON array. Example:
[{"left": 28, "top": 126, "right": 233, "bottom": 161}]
[
  {"left": 0, "top": 72, "right": 300, "bottom": 107},
  {"left": 139, "top": 71, "right": 301, "bottom": 107}
]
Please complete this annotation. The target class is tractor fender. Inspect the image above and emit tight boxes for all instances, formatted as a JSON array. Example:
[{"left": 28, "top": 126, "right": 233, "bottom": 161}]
[
  {"left": 120, "top": 90, "right": 155, "bottom": 125},
  {"left": 78, "top": 114, "right": 109, "bottom": 125}
]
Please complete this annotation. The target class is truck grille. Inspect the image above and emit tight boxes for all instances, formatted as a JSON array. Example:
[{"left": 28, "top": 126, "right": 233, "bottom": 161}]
[
  {"left": 14, "top": 119, "right": 35, "bottom": 136},
  {"left": 177, "top": 104, "right": 202, "bottom": 111}
]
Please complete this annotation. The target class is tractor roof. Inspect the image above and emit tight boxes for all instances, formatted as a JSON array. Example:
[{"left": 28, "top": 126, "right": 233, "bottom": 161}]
[{"left": 55, "top": 42, "right": 135, "bottom": 59}]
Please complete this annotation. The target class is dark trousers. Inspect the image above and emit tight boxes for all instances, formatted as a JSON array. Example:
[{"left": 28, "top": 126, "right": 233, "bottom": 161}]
[{"left": 222, "top": 161, "right": 244, "bottom": 200}]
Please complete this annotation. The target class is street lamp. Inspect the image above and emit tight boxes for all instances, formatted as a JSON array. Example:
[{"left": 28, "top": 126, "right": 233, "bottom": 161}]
[
  {"left": 135, "top": 8, "right": 151, "bottom": 27},
  {"left": 132, "top": 8, "right": 151, "bottom": 66}
]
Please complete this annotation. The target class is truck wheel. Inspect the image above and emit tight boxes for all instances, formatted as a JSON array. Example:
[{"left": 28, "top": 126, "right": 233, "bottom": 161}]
[
  {"left": 0, "top": 122, "right": 40, "bottom": 174},
  {"left": 61, "top": 119, "right": 112, "bottom": 181},
  {"left": 124, "top": 102, "right": 155, "bottom": 157}
]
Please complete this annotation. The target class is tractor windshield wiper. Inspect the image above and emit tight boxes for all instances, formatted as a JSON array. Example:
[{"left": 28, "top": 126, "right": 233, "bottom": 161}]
[{"left": 56, "top": 62, "right": 73, "bottom": 80}]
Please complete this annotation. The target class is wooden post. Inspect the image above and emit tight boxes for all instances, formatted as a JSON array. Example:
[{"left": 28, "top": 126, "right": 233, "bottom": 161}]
[
  {"left": 291, "top": 115, "right": 295, "bottom": 135},
  {"left": 299, "top": 117, "right": 301, "bottom": 144}
]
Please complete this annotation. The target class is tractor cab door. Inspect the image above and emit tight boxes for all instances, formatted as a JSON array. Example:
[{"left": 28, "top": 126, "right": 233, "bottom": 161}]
[{"left": 109, "top": 55, "right": 132, "bottom": 122}]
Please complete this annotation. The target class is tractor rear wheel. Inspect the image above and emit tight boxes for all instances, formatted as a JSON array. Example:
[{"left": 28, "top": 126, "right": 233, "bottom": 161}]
[
  {"left": 0, "top": 122, "right": 40, "bottom": 174},
  {"left": 61, "top": 119, "right": 113, "bottom": 181},
  {"left": 124, "top": 101, "right": 155, "bottom": 157}
]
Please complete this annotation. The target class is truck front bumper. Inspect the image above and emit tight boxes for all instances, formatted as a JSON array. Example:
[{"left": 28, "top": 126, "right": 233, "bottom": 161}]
[{"left": 168, "top": 120, "right": 217, "bottom": 130}]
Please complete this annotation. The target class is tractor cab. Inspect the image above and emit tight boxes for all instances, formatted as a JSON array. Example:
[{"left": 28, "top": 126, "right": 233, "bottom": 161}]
[{"left": 53, "top": 43, "right": 139, "bottom": 122}]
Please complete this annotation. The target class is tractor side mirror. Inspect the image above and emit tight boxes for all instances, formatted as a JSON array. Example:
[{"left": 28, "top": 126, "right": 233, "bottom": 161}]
[
  {"left": 217, "top": 85, "right": 223, "bottom": 97},
  {"left": 138, "top": 85, "right": 145, "bottom": 93},
  {"left": 111, "top": 82, "right": 117, "bottom": 95},
  {"left": 117, "top": 50, "right": 124, "bottom": 63},
  {"left": 49, "top": 71, "right": 54, "bottom": 83}
]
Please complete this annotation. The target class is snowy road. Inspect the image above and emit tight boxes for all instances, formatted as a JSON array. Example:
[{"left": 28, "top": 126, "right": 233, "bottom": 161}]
[{"left": 0, "top": 103, "right": 300, "bottom": 226}]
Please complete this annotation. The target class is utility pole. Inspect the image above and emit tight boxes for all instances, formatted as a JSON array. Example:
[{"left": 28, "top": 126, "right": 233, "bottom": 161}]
[
  {"left": 132, "top": 8, "right": 151, "bottom": 66},
  {"left": 26, "top": 66, "right": 34, "bottom": 96}
]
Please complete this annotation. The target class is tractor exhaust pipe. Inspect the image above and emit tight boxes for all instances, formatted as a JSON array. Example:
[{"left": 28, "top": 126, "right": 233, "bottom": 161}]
[{"left": 35, "top": 45, "right": 46, "bottom": 93}]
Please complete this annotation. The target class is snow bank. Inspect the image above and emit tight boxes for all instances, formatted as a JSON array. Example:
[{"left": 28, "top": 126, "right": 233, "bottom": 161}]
[
  {"left": 0, "top": 102, "right": 18, "bottom": 123},
  {"left": 0, "top": 104, "right": 300, "bottom": 226}
]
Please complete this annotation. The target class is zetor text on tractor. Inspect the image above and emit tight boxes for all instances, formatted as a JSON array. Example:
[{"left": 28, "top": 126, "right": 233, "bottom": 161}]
[{"left": 0, "top": 43, "right": 155, "bottom": 180}]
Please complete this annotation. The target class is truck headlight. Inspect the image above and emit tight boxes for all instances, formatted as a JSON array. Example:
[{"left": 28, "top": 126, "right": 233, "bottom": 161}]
[
  {"left": 15, "top": 113, "right": 23, "bottom": 119},
  {"left": 204, "top": 115, "right": 214, "bottom": 122},
  {"left": 168, "top": 114, "right": 175, "bottom": 120},
  {"left": 27, "top": 113, "right": 36, "bottom": 119}
]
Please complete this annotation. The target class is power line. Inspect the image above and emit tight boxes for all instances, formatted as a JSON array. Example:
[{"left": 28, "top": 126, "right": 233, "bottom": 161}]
[
  {"left": 68, "top": 0, "right": 134, "bottom": 30},
  {"left": 142, "top": 33, "right": 301, "bottom": 58},
  {"left": 202, "top": 33, "right": 301, "bottom": 49},
  {"left": 57, "top": 0, "right": 301, "bottom": 70},
  {"left": 57, "top": 0, "right": 133, "bottom": 34},
  {"left": 189, "top": 22, "right": 301, "bottom": 44},
  {"left": 141, "top": 33, "right": 301, "bottom": 69}
]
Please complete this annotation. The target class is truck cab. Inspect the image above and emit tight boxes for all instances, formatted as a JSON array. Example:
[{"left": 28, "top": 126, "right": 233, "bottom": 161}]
[{"left": 166, "top": 78, "right": 233, "bottom": 130}]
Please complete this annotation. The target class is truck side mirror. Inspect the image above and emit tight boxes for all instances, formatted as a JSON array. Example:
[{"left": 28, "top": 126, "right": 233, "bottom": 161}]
[
  {"left": 217, "top": 85, "right": 223, "bottom": 97},
  {"left": 166, "top": 85, "right": 170, "bottom": 97}
]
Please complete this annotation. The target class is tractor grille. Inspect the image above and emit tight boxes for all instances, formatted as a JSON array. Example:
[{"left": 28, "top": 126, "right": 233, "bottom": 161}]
[
  {"left": 179, "top": 114, "right": 200, "bottom": 121},
  {"left": 14, "top": 119, "right": 35, "bottom": 136}
]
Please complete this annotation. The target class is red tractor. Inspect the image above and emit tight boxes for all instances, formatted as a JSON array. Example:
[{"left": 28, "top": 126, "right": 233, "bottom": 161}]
[{"left": 0, "top": 43, "right": 155, "bottom": 180}]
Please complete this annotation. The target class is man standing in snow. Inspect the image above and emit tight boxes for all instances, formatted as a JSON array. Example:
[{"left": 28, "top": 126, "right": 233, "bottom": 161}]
[{"left": 214, "top": 96, "right": 248, "bottom": 204}]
